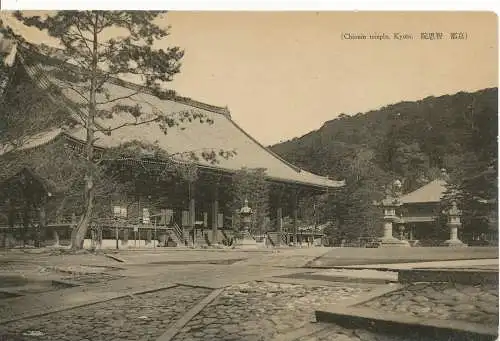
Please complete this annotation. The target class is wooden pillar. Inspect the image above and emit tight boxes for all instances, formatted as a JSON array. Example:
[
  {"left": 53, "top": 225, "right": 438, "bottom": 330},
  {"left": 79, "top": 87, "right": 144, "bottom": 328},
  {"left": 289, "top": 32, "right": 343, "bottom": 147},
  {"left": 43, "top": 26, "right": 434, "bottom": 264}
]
[
  {"left": 7, "top": 198, "right": 15, "bottom": 228},
  {"left": 273, "top": 183, "right": 285, "bottom": 247},
  {"left": 34, "top": 195, "right": 47, "bottom": 248},
  {"left": 5, "top": 198, "right": 15, "bottom": 248},
  {"left": 38, "top": 195, "right": 47, "bottom": 248},
  {"left": 277, "top": 207, "right": 283, "bottom": 246},
  {"left": 188, "top": 180, "right": 196, "bottom": 245},
  {"left": 22, "top": 197, "right": 30, "bottom": 247},
  {"left": 212, "top": 184, "right": 219, "bottom": 244},
  {"left": 292, "top": 187, "right": 299, "bottom": 246},
  {"left": 123, "top": 228, "right": 129, "bottom": 244}
]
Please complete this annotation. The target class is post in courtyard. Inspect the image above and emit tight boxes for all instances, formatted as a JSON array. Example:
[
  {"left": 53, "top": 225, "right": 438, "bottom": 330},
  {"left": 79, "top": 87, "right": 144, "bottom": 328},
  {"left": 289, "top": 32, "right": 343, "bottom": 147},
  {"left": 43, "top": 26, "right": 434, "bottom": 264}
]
[
  {"left": 276, "top": 207, "right": 283, "bottom": 247},
  {"left": 211, "top": 183, "right": 219, "bottom": 246},
  {"left": 188, "top": 180, "right": 196, "bottom": 247},
  {"left": 442, "top": 201, "right": 468, "bottom": 247},
  {"left": 292, "top": 189, "right": 299, "bottom": 246}
]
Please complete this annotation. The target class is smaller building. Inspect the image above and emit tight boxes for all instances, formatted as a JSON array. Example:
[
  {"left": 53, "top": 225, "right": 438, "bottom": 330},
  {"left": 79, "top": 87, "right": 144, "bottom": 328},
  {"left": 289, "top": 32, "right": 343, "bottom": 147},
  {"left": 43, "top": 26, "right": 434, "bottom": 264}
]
[
  {"left": 399, "top": 178, "right": 448, "bottom": 242},
  {"left": 395, "top": 168, "right": 497, "bottom": 246}
]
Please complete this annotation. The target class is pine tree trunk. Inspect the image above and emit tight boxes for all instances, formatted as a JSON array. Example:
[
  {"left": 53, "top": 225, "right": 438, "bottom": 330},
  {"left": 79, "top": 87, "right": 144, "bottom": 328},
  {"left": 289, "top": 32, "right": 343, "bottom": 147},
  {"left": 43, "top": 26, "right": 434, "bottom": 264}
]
[
  {"left": 70, "top": 14, "right": 99, "bottom": 250},
  {"left": 71, "top": 184, "right": 94, "bottom": 249}
]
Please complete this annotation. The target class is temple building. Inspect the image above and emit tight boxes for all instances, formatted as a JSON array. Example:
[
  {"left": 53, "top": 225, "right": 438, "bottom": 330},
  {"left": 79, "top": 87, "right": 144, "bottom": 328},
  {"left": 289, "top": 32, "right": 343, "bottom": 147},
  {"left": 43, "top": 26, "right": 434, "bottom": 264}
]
[
  {"left": 398, "top": 177, "right": 449, "bottom": 242},
  {"left": 380, "top": 168, "right": 497, "bottom": 247},
  {"left": 0, "top": 42, "right": 344, "bottom": 248}
]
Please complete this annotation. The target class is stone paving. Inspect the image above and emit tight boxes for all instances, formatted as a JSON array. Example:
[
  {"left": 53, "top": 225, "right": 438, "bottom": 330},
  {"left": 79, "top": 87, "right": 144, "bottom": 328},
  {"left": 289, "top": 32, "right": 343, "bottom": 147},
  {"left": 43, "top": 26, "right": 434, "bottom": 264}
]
[
  {"left": 361, "top": 282, "right": 499, "bottom": 326},
  {"left": 0, "top": 285, "right": 211, "bottom": 341},
  {"left": 1, "top": 249, "right": 498, "bottom": 341},
  {"left": 58, "top": 273, "right": 122, "bottom": 284},
  {"left": 171, "top": 281, "right": 372, "bottom": 341},
  {"left": 291, "top": 324, "right": 438, "bottom": 341}
]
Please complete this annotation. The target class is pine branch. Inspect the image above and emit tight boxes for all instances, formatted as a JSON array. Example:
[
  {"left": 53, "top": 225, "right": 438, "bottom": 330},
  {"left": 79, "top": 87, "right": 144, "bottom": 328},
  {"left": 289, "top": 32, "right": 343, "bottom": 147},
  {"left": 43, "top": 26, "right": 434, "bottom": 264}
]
[
  {"left": 99, "top": 115, "right": 160, "bottom": 134},
  {"left": 74, "top": 17, "right": 94, "bottom": 56},
  {"left": 96, "top": 90, "right": 140, "bottom": 105}
]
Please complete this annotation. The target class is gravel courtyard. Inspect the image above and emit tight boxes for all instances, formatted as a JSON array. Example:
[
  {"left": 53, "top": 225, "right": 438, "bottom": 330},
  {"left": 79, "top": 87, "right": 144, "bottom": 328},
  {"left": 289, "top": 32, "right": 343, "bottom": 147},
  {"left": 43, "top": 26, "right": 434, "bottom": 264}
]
[{"left": 0, "top": 285, "right": 211, "bottom": 341}]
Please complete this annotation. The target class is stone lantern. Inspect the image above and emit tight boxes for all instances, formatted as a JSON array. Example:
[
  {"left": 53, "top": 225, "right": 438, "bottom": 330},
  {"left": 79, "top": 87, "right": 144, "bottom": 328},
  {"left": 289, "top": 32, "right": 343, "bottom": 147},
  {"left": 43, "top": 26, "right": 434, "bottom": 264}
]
[
  {"left": 442, "top": 201, "right": 467, "bottom": 247},
  {"left": 240, "top": 199, "right": 252, "bottom": 231},
  {"left": 379, "top": 180, "right": 410, "bottom": 247},
  {"left": 236, "top": 199, "right": 258, "bottom": 249}
]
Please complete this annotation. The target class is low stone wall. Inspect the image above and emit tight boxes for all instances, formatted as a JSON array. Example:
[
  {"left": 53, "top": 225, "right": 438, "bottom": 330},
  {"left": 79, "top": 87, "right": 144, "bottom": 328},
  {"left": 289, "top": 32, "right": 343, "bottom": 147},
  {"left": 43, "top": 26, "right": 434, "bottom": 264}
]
[
  {"left": 0, "top": 233, "right": 65, "bottom": 248},
  {"left": 399, "top": 269, "right": 499, "bottom": 285},
  {"left": 360, "top": 282, "right": 499, "bottom": 326}
]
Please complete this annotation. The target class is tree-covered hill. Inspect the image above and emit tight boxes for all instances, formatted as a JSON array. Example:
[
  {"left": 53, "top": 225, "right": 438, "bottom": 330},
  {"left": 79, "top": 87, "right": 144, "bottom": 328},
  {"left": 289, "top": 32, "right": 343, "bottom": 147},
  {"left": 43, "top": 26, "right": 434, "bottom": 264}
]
[
  {"left": 272, "top": 88, "right": 497, "bottom": 190},
  {"left": 271, "top": 88, "right": 498, "bottom": 241}
]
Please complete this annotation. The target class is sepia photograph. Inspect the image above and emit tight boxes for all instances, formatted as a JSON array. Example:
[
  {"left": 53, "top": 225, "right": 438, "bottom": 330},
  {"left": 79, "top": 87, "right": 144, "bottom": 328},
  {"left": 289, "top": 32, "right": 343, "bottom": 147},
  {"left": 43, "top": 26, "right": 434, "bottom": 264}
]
[{"left": 0, "top": 8, "right": 498, "bottom": 341}]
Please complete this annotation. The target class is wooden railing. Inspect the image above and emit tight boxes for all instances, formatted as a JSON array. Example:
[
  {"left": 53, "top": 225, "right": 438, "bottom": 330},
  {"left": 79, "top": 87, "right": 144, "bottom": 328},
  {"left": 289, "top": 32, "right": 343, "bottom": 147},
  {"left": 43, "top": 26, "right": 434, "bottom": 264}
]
[
  {"left": 172, "top": 223, "right": 184, "bottom": 245},
  {"left": 267, "top": 234, "right": 275, "bottom": 246},
  {"left": 281, "top": 232, "right": 287, "bottom": 245}
]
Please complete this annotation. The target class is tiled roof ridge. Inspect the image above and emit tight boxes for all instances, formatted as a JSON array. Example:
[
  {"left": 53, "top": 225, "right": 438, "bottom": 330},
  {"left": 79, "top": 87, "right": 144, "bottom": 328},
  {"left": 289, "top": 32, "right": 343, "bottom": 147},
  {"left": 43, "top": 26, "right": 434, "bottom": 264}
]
[
  {"left": 105, "top": 76, "right": 232, "bottom": 117},
  {"left": 16, "top": 43, "right": 232, "bottom": 117}
]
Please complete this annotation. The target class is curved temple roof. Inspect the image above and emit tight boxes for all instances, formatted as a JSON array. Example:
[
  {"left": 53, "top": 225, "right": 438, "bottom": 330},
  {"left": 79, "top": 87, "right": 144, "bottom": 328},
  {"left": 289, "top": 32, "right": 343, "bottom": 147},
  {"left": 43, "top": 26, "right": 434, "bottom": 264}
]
[
  {"left": 2, "top": 46, "right": 344, "bottom": 190},
  {"left": 399, "top": 179, "right": 447, "bottom": 204}
]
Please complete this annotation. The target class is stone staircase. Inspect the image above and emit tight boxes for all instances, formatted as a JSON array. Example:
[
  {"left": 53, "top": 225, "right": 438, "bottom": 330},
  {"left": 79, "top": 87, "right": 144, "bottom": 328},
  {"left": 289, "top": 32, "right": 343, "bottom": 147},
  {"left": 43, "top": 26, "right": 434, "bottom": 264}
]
[
  {"left": 203, "top": 232, "right": 211, "bottom": 246},
  {"left": 268, "top": 232, "right": 289, "bottom": 247},
  {"left": 192, "top": 230, "right": 208, "bottom": 247},
  {"left": 164, "top": 227, "right": 181, "bottom": 247},
  {"left": 268, "top": 232, "right": 280, "bottom": 246}
]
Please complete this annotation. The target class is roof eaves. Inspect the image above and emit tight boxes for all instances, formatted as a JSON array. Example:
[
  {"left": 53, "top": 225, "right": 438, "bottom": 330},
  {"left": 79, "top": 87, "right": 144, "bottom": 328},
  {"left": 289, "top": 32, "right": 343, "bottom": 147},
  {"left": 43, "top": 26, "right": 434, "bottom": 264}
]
[
  {"left": 0, "top": 129, "right": 64, "bottom": 157},
  {"left": 401, "top": 199, "right": 442, "bottom": 205},
  {"left": 94, "top": 154, "right": 342, "bottom": 190}
]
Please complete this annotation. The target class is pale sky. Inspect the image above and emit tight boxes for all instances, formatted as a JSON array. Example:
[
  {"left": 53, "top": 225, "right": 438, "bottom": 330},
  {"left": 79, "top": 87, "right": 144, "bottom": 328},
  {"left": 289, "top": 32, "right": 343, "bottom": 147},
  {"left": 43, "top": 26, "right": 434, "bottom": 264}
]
[{"left": 1, "top": 11, "right": 498, "bottom": 145}]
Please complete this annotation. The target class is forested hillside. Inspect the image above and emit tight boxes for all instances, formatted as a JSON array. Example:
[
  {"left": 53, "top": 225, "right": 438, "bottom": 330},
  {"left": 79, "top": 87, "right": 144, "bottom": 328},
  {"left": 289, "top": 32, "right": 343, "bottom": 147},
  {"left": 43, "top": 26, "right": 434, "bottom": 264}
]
[{"left": 271, "top": 88, "right": 498, "bottom": 240}]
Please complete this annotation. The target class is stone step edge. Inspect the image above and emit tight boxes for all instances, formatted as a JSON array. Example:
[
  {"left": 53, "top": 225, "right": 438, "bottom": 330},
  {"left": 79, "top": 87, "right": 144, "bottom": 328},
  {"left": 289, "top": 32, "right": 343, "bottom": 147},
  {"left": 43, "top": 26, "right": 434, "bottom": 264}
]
[
  {"left": 104, "top": 254, "right": 126, "bottom": 263},
  {"left": 315, "top": 306, "right": 498, "bottom": 341},
  {"left": 270, "top": 322, "right": 332, "bottom": 341},
  {"left": 282, "top": 274, "right": 397, "bottom": 285},
  {"left": 256, "top": 277, "right": 380, "bottom": 289},
  {"left": 0, "top": 283, "right": 178, "bottom": 325},
  {"left": 306, "top": 257, "right": 499, "bottom": 269},
  {"left": 156, "top": 287, "right": 225, "bottom": 341}
]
